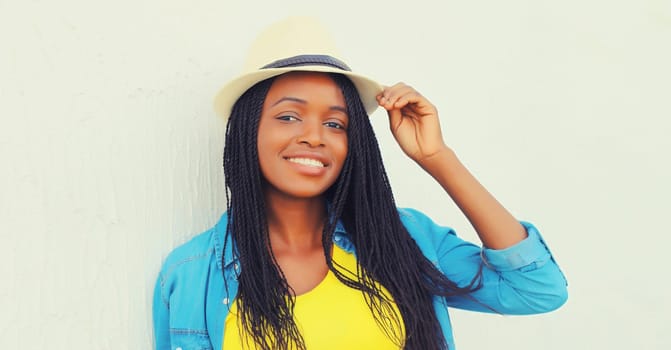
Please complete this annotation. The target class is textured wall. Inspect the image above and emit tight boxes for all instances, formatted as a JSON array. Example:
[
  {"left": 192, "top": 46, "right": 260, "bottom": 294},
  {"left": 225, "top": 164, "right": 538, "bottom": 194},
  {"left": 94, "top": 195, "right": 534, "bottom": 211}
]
[{"left": 1, "top": 0, "right": 670, "bottom": 349}]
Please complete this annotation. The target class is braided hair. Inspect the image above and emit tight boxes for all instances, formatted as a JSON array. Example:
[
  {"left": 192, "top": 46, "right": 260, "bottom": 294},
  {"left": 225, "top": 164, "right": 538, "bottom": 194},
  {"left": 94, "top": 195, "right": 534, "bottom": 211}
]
[{"left": 223, "top": 73, "right": 483, "bottom": 349}]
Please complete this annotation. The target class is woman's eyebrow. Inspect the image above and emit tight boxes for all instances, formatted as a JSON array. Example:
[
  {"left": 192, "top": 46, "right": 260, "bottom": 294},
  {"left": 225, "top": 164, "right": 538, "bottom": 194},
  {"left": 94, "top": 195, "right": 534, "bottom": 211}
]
[
  {"left": 271, "top": 96, "right": 347, "bottom": 114},
  {"left": 330, "top": 106, "right": 347, "bottom": 114},
  {"left": 271, "top": 96, "right": 306, "bottom": 106}
]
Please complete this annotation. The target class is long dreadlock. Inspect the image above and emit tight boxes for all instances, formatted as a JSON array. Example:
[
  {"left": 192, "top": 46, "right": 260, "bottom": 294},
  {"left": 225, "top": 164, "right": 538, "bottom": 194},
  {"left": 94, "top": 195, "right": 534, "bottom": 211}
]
[{"left": 223, "top": 73, "right": 484, "bottom": 350}]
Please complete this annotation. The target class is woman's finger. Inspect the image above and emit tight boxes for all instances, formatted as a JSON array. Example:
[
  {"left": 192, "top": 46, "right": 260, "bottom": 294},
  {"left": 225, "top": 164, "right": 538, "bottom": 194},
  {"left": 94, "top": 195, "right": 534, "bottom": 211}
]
[
  {"left": 380, "top": 85, "right": 416, "bottom": 110},
  {"left": 392, "top": 91, "right": 423, "bottom": 109},
  {"left": 387, "top": 105, "right": 403, "bottom": 134},
  {"left": 382, "top": 84, "right": 413, "bottom": 101}
]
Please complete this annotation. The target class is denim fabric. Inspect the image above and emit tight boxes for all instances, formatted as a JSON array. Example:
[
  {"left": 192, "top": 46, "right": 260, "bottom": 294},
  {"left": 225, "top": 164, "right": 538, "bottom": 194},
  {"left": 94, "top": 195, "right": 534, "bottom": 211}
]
[{"left": 153, "top": 208, "right": 568, "bottom": 350}]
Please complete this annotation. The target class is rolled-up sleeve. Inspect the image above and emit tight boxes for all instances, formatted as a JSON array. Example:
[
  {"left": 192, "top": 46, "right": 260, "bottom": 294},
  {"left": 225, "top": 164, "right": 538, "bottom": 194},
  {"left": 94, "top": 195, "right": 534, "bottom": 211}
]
[
  {"left": 445, "top": 222, "right": 567, "bottom": 314},
  {"left": 399, "top": 208, "right": 568, "bottom": 315},
  {"left": 482, "top": 222, "right": 556, "bottom": 272}
]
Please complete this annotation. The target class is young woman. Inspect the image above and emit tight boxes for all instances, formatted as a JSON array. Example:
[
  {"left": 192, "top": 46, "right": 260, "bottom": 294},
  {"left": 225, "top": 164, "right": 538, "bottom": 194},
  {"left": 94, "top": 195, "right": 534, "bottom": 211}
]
[{"left": 153, "top": 18, "right": 567, "bottom": 350}]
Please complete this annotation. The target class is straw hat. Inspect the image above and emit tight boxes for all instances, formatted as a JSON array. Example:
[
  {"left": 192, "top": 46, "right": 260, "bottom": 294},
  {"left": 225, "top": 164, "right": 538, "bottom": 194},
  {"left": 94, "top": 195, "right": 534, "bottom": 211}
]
[{"left": 213, "top": 17, "right": 383, "bottom": 119}]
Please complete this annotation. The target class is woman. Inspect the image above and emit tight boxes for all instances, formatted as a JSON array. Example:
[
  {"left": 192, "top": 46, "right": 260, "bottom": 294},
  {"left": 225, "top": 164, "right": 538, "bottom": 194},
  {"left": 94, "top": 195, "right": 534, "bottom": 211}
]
[{"left": 153, "top": 17, "right": 567, "bottom": 350}]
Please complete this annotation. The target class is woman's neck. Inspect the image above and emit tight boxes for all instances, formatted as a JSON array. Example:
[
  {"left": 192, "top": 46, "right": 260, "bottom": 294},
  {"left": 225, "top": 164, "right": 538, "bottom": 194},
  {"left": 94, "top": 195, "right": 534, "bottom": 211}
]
[{"left": 264, "top": 192, "right": 327, "bottom": 253}]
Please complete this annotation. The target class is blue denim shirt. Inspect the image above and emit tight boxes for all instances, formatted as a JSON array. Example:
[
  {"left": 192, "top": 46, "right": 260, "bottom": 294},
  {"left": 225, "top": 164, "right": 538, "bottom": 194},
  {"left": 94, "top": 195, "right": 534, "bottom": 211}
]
[{"left": 153, "top": 208, "right": 568, "bottom": 350}]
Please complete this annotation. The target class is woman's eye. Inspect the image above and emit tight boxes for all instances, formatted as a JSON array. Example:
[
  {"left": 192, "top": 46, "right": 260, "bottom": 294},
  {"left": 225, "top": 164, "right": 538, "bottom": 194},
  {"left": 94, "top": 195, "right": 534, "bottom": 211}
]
[
  {"left": 324, "top": 121, "right": 346, "bottom": 130},
  {"left": 277, "top": 115, "right": 298, "bottom": 122}
]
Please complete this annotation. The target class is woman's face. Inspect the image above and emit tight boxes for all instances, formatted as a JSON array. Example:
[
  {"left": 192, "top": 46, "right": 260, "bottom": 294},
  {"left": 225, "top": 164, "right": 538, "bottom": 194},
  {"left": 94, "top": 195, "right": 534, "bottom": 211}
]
[{"left": 257, "top": 72, "right": 349, "bottom": 200}]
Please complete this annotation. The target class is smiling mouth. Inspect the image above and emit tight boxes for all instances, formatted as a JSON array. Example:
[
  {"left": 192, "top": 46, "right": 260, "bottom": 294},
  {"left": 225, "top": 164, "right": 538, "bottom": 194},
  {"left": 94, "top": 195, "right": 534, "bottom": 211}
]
[{"left": 285, "top": 157, "right": 326, "bottom": 168}]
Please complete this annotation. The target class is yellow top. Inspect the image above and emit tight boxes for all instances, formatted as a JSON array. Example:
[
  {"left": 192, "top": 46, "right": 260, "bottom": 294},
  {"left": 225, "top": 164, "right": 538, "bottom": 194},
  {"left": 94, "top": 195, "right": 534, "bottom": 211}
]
[{"left": 223, "top": 245, "right": 404, "bottom": 349}]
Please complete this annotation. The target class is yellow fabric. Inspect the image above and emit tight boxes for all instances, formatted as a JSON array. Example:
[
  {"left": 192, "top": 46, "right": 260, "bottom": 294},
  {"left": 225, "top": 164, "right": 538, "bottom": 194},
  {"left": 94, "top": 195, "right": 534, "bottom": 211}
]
[{"left": 223, "top": 245, "right": 404, "bottom": 349}]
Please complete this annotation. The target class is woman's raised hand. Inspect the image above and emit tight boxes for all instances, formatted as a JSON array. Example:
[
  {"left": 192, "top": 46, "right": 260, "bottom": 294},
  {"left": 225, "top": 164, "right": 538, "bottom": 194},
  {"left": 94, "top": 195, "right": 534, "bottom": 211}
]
[
  {"left": 376, "top": 83, "right": 448, "bottom": 164},
  {"left": 378, "top": 84, "right": 527, "bottom": 249}
]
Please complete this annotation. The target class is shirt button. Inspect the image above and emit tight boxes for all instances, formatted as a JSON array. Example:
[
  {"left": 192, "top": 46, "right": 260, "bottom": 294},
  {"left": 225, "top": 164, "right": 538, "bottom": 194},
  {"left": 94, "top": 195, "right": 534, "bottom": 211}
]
[{"left": 223, "top": 298, "right": 229, "bottom": 305}]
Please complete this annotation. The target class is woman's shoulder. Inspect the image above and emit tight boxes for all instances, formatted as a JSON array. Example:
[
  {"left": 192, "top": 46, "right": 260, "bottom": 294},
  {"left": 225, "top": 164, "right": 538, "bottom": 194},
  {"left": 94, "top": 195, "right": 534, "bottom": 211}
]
[
  {"left": 397, "top": 207, "right": 438, "bottom": 225},
  {"left": 161, "top": 213, "right": 228, "bottom": 272},
  {"left": 161, "top": 228, "right": 217, "bottom": 278},
  {"left": 396, "top": 207, "right": 459, "bottom": 247},
  {"left": 397, "top": 207, "right": 456, "bottom": 234}
]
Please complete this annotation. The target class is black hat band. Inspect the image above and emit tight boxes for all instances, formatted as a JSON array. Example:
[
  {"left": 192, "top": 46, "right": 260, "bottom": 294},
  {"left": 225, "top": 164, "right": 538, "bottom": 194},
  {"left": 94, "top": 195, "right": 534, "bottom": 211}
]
[{"left": 261, "top": 54, "right": 351, "bottom": 71}]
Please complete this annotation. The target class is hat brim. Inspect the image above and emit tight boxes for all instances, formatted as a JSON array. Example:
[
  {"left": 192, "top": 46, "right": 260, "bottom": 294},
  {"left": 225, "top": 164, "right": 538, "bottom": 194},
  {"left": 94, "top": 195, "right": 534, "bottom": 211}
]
[{"left": 213, "top": 65, "right": 383, "bottom": 119}]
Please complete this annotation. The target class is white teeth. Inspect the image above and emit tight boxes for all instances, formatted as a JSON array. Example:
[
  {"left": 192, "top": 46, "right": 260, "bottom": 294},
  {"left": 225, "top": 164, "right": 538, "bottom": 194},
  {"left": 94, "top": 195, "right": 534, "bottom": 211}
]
[{"left": 287, "top": 157, "right": 325, "bottom": 167}]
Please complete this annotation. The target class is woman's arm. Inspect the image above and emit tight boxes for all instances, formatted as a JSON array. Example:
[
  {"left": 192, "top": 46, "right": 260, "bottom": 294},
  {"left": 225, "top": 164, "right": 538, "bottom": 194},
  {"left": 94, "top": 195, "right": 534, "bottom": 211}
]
[{"left": 377, "top": 83, "right": 525, "bottom": 249}]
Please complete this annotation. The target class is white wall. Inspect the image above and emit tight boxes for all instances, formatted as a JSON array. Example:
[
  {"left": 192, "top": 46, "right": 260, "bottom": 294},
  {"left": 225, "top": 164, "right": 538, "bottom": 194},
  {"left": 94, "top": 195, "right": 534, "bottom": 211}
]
[{"left": 2, "top": 0, "right": 669, "bottom": 349}]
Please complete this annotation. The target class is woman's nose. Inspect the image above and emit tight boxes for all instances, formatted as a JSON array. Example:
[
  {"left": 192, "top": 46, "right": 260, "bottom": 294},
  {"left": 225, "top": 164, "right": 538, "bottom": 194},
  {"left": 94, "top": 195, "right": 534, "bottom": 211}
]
[{"left": 297, "top": 119, "right": 324, "bottom": 147}]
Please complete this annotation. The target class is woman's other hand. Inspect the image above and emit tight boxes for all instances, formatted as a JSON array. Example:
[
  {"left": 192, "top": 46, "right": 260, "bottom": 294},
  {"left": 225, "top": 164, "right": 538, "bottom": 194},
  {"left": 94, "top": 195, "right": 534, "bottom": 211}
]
[
  {"left": 376, "top": 83, "right": 448, "bottom": 165},
  {"left": 378, "top": 83, "right": 527, "bottom": 249}
]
